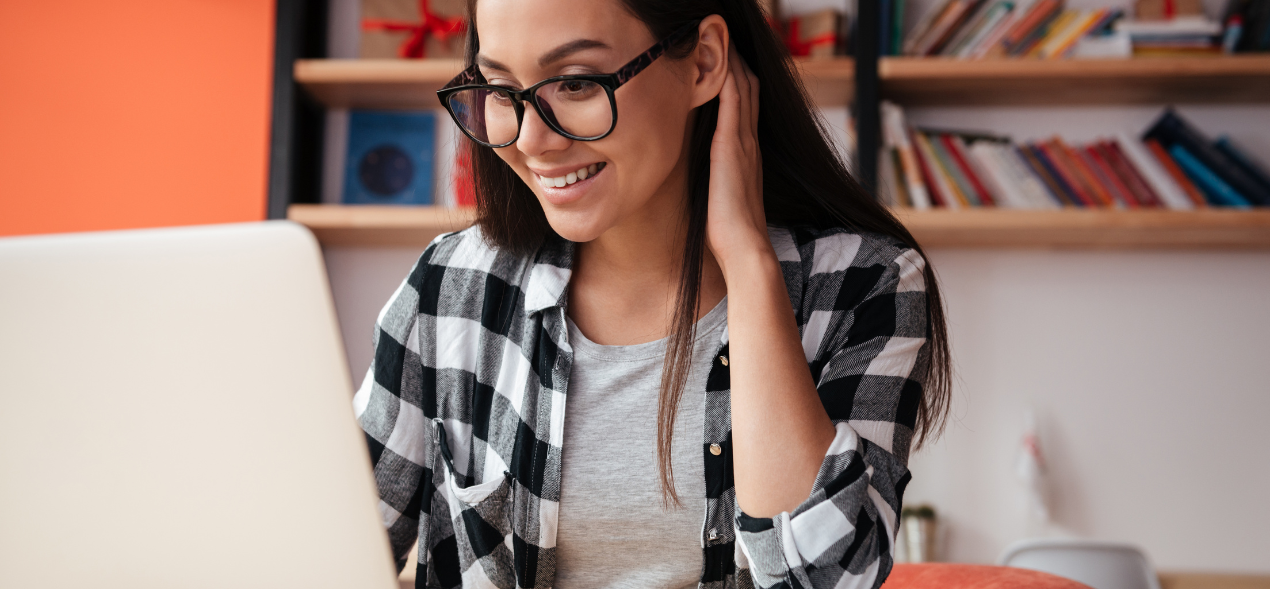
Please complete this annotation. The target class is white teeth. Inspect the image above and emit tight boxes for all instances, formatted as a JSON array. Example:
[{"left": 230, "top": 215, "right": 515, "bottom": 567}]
[{"left": 537, "top": 164, "right": 603, "bottom": 189}]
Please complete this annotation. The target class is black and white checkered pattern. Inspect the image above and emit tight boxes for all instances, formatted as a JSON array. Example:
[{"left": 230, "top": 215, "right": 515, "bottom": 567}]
[{"left": 353, "top": 224, "right": 928, "bottom": 589}]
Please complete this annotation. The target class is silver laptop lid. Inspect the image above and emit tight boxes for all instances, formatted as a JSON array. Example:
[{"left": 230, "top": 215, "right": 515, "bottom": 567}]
[{"left": 0, "top": 222, "right": 398, "bottom": 589}]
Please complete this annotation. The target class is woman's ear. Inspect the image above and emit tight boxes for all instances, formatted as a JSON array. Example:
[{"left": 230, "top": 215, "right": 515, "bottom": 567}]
[{"left": 689, "top": 15, "right": 729, "bottom": 109}]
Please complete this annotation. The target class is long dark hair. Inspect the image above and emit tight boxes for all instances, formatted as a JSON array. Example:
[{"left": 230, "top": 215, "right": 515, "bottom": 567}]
[{"left": 462, "top": 0, "right": 951, "bottom": 506}]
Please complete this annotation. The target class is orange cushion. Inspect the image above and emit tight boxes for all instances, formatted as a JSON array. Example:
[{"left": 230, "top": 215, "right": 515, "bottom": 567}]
[{"left": 884, "top": 563, "right": 1092, "bottom": 589}]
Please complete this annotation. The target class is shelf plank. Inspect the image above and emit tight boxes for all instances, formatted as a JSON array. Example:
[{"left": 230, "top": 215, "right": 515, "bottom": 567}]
[
  {"left": 881, "top": 55, "right": 1270, "bottom": 106},
  {"left": 289, "top": 204, "right": 475, "bottom": 247},
  {"left": 294, "top": 58, "right": 853, "bottom": 110},
  {"left": 291, "top": 205, "right": 1270, "bottom": 249},
  {"left": 894, "top": 208, "right": 1270, "bottom": 249}
]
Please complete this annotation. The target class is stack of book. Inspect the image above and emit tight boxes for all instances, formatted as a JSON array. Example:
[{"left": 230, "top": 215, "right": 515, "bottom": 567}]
[
  {"left": 901, "top": 0, "right": 1125, "bottom": 59},
  {"left": 880, "top": 103, "right": 1270, "bottom": 209},
  {"left": 1115, "top": 15, "right": 1223, "bottom": 56}
]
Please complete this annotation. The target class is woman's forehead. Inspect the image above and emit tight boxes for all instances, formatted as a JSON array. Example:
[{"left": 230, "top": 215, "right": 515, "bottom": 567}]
[{"left": 474, "top": 0, "right": 655, "bottom": 69}]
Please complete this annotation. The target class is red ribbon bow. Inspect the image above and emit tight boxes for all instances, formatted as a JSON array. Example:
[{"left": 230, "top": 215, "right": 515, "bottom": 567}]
[
  {"left": 784, "top": 17, "right": 837, "bottom": 57},
  {"left": 362, "top": 0, "right": 466, "bottom": 59}
]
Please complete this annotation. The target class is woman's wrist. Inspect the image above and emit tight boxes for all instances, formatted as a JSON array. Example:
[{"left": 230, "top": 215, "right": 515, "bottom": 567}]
[{"left": 717, "top": 239, "right": 781, "bottom": 288}]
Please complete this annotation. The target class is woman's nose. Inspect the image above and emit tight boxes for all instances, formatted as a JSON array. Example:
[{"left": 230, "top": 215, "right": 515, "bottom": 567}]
[{"left": 516, "top": 102, "right": 571, "bottom": 157}]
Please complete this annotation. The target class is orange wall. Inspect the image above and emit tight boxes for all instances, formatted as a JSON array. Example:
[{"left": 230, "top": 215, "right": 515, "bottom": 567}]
[{"left": 0, "top": 1, "right": 276, "bottom": 237}]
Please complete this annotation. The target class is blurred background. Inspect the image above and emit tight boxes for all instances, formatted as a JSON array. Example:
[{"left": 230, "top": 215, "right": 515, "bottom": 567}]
[{"left": 3, "top": 0, "right": 1268, "bottom": 585}]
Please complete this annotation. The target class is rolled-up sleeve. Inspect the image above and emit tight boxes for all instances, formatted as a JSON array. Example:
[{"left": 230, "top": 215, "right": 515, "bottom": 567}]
[{"left": 735, "top": 244, "right": 927, "bottom": 589}]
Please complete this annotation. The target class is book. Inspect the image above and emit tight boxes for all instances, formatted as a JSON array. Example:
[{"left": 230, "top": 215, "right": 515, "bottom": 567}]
[
  {"left": 913, "top": 130, "right": 962, "bottom": 208},
  {"left": 1057, "top": 138, "right": 1117, "bottom": 207},
  {"left": 1081, "top": 144, "right": 1138, "bottom": 208},
  {"left": 1040, "top": 138, "right": 1101, "bottom": 207},
  {"left": 1143, "top": 109, "right": 1270, "bottom": 205},
  {"left": 343, "top": 110, "right": 436, "bottom": 206},
  {"left": 905, "top": 1, "right": 958, "bottom": 55},
  {"left": 956, "top": 1, "right": 1017, "bottom": 57},
  {"left": 970, "top": 0, "right": 1040, "bottom": 57},
  {"left": 1038, "top": 9, "right": 1109, "bottom": 59},
  {"left": 1013, "top": 7, "right": 1068, "bottom": 56},
  {"left": 882, "top": 101, "right": 933, "bottom": 209},
  {"left": 1103, "top": 140, "right": 1165, "bottom": 207},
  {"left": 1170, "top": 143, "right": 1252, "bottom": 207},
  {"left": 1018, "top": 144, "right": 1077, "bottom": 207},
  {"left": 1144, "top": 139, "right": 1208, "bottom": 207},
  {"left": 1215, "top": 135, "right": 1270, "bottom": 196},
  {"left": 968, "top": 142, "right": 1032, "bottom": 207},
  {"left": 1000, "top": 144, "right": 1063, "bottom": 207},
  {"left": 944, "top": 134, "right": 997, "bottom": 205},
  {"left": 941, "top": 0, "right": 1005, "bottom": 55},
  {"left": 1032, "top": 142, "right": 1092, "bottom": 206},
  {"left": 924, "top": 132, "right": 977, "bottom": 206},
  {"left": 1113, "top": 132, "right": 1194, "bottom": 209},
  {"left": 998, "top": 0, "right": 1063, "bottom": 55}
]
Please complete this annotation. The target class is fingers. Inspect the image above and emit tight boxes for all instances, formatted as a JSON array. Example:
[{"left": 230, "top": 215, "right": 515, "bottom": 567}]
[{"left": 726, "top": 44, "right": 760, "bottom": 142}]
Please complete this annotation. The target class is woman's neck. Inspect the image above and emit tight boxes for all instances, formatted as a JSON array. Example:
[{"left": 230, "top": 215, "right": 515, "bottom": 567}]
[{"left": 567, "top": 174, "right": 727, "bottom": 346}]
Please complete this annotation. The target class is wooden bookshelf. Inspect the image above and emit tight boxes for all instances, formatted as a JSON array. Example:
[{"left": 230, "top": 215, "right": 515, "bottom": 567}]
[
  {"left": 294, "top": 57, "right": 854, "bottom": 110},
  {"left": 880, "top": 55, "right": 1270, "bottom": 106},
  {"left": 289, "top": 204, "right": 1270, "bottom": 249}
]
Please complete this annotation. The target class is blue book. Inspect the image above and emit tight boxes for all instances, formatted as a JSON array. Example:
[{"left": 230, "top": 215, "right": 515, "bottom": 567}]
[
  {"left": 1169, "top": 144, "right": 1251, "bottom": 208},
  {"left": 343, "top": 110, "right": 435, "bottom": 205}
]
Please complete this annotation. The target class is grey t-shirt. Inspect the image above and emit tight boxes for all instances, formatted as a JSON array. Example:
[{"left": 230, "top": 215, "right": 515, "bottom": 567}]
[{"left": 555, "top": 297, "right": 728, "bottom": 589}]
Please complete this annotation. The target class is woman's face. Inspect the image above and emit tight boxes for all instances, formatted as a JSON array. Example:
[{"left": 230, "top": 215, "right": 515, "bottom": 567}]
[{"left": 474, "top": 0, "right": 718, "bottom": 243}]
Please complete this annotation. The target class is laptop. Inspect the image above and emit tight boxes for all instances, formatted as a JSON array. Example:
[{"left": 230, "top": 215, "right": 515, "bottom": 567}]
[{"left": 0, "top": 222, "right": 399, "bottom": 589}]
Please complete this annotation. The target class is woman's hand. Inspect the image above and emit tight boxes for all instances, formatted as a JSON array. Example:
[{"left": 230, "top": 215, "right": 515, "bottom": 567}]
[{"left": 706, "top": 46, "right": 774, "bottom": 279}]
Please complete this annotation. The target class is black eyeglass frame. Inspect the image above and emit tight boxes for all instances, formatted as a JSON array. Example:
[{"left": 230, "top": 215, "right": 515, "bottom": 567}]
[{"left": 437, "top": 19, "right": 702, "bottom": 148}]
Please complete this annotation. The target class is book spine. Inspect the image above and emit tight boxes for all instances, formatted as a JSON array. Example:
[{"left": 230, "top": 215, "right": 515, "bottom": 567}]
[
  {"left": 881, "top": 101, "right": 933, "bottom": 209},
  {"left": 1215, "top": 136, "right": 1270, "bottom": 196},
  {"left": 1170, "top": 143, "right": 1252, "bottom": 207},
  {"left": 926, "top": 133, "right": 978, "bottom": 206},
  {"left": 1113, "top": 132, "right": 1194, "bottom": 209},
  {"left": 1060, "top": 139, "right": 1117, "bottom": 207},
  {"left": 906, "top": 0, "right": 956, "bottom": 55},
  {"left": 1018, "top": 144, "right": 1077, "bottom": 207},
  {"left": 998, "top": 0, "right": 1059, "bottom": 52},
  {"left": 1015, "top": 8, "right": 1067, "bottom": 57},
  {"left": 974, "top": 0, "right": 1038, "bottom": 57},
  {"left": 913, "top": 130, "right": 961, "bottom": 208},
  {"left": 1093, "top": 142, "right": 1142, "bottom": 207},
  {"left": 1082, "top": 144, "right": 1136, "bottom": 208},
  {"left": 1143, "top": 109, "right": 1270, "bottom": 205},
  {"left": 969, "top": 142, "right": 1028, "bottom": 207},
  {"left": 1046, "top": 138, "right": 1103, "bottom": 206},
  {"left": 890, "top": 148, "right": 914, "bottom": 207},
  {"left": 1000, "top": 144, "right": 1062, "bottom": 208},
  {"left": 1034, "top": 141, "right": 1093, "bottom": 206},
  {"left": 1145, "top": 139, "right": 1208, "bottom": 207},
  {"left": 959, "top": 2, "right": 1015, "bottom": 57},
  {"left": 946, "top": 135, "right": 997, "bottom": 205},
  {"left": 1104, "top": 140, "right": 1165, "bottom": 207}
]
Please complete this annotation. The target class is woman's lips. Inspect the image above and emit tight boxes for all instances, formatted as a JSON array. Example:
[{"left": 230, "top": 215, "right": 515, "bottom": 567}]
[{"left": 534, "top": 162, "right": 606, "bottom": 206}]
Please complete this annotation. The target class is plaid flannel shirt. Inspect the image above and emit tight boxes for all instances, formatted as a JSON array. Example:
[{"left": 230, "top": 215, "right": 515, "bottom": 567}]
[{"left": 353, "top": 223, "right": 928, "bottom": 589}]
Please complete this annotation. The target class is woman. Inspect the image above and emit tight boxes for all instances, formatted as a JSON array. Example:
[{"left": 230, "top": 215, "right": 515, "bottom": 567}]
[{"left": 353, "top": 0, "right": 951, "bottom": 587}]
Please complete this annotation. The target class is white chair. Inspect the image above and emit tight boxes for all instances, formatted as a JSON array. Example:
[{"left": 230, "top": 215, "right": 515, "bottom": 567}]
[{"left": 997, "top": 539, "right": 1162, "bottom": 589}]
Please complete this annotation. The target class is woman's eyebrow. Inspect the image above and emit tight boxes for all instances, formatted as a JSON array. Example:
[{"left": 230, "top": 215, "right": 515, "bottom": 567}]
[
  {"left": 537, "top": 39, "right": 610, "bottom": 68},
  {"left": 475, "top": 39, "right": 611, "bottom": 75}
]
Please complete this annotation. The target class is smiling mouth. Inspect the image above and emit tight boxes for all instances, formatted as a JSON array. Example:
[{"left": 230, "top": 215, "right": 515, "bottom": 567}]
[{"left": 535, "top": 162, "right": 606, "bottom": 190}]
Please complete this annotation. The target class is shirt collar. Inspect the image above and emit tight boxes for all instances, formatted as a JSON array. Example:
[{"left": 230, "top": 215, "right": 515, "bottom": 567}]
[{"left": 524, "top": 234, "right": 575, "bottom": 314}]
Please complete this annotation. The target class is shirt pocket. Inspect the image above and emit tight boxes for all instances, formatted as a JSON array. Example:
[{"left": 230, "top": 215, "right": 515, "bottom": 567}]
[{"left": 434, "top": 419, "right": 517, "bottom": 585}]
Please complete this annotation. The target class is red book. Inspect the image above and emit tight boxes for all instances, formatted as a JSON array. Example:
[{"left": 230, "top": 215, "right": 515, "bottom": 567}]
[
  {"left": 1058, "top": 139, "right": 1116, "bottom": 208},
  {"left": 909, "top": 129, "right": 948, "bottom": 207},
  {"left": 1102, "top": 141, "right": 1164, "bottom": 208},
  {"left": 1038, "top": 140, "right": 1097, "bottom": 207},
  {"left": 1144, "top": 138, "right": 1208, "bottom": 208},
  {"left": 1082, "top": 145, "right": 1138, "bottom": 208},
  {"left": 941, "top": 134, "right": 997, "bottom": 207}
]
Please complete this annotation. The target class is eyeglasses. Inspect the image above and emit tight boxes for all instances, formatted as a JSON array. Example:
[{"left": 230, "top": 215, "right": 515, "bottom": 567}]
[{"left": 437, "top": 20, "right": 701, "bottom": 148}]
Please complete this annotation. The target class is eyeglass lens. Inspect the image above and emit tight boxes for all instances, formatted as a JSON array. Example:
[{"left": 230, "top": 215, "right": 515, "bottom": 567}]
[{"left": 446, "top": 79, "right": 614, "bottom": 145}]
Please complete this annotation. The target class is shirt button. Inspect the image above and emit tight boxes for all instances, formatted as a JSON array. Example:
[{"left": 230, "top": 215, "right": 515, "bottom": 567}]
[
  {"left": 708, "top": 528, "right": 719, "bottom": 541},
  {"left": 719, "top": 355, "right": 729, "bottom": 366},
  {"left": 709, "top": 443, "right": 722, "bottom": 456}
]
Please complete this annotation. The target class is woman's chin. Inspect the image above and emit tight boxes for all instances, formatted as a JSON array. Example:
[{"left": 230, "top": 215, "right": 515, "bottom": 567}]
[{"left": 539, "top": 206, "right": 614, "bottom": 244}]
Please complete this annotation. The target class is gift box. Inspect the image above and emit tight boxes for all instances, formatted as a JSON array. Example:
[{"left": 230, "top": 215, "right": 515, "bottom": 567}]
[
  {"left": 1135, "top": 0, "right": 1203, "bottom": 20},
  {"left": 785, "top": 9, "right": 841, "bottom": 59},
  {"left": 360, "top": 0, "right": 467, "bottom": 59}
]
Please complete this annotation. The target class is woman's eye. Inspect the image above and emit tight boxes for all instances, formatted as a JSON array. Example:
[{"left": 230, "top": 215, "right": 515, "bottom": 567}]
[
  {"left": 489, "top": 91, "right": 514, "bottom": 106},
  {"left": 557, "top": 80, "right": 601, "bottom": 100}
]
